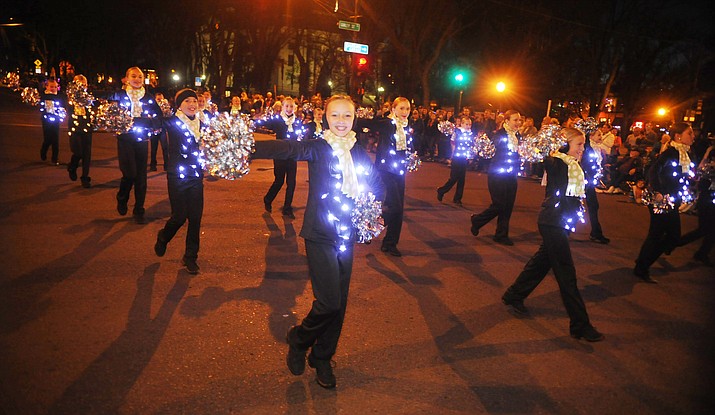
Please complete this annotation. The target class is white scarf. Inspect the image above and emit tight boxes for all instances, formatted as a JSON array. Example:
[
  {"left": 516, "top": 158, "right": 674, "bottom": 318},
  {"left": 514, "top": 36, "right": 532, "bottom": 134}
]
[
  {"left": 389, "top": 113, "right": 408, "bottom": 151},
  {"left": 281, "top": 111, "right": 296, "bottom": 133},
  {"left": 324, "top": 130, "right": 359, "bottom": 199},
  {"left": 549, "top": 152, "right": 586, "bottom": 198},
  {"left": 126, "top": 86, "right": 145, "bottom": 117},
  {"left": 669, "top": 141, "right": 692, "bottom": 173},
  {"left": 175, "top": 109, "right": 201, "bottom": 143},
  {"left": 503, "top": 122, "right": 520, "bottom": 151}
]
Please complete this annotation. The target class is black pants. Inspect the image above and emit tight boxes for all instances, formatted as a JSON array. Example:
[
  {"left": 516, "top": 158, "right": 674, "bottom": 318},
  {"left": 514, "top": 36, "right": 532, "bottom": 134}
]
[
  {"left": 41, "top": 122, "right": 60, "bottom": 163},
  {"left": 471, "top": 174, "right": 517, "bottom": 239},
  {"left": 584, "top": 186, "right": 604, "bottom": 238},
  {"left": 117, "top": 139, "right": 149, "bottom": 215},
  {"left": 503, "top": 224, "right": 592, "bottom": 333},
  {"left": 380, "top": 170, "right": 406, "bottom": 248},
  {"left": 292, "top": 240, "right": 353, "bottom": 361},
  {"left": 150, "top": 133, "right": 168, "bottom": 169},
  {"left": 264, "top": 159, "right": 297, "bottom": 209},
  {"left": 678, "top": 195, "right": 714, "bottom": 259},
  {"left": 158, "top": 179, "right": 204, "bottom": 260},
  {"left": 635, "top": 207, "right": 681, "bottom": 272},
  {"left": 68, "top": 131, "right": 92, "bottom": 180},
  {"left": 438, "top": 158, "right": 468, "bottom": 202}
]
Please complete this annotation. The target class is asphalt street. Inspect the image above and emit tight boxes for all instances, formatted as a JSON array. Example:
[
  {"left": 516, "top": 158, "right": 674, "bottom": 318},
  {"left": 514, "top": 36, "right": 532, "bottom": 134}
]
[{"left": 0, "top": 87, "right": 713, "bottom": 414}]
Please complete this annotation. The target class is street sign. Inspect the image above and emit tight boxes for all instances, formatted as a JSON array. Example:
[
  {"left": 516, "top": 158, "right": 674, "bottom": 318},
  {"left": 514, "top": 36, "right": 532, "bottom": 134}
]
[
  {"left": 343, "top": 41, "right": 369, "bottom": 55},
  {"left": 338, "top": 20, "right": 361, "bottom": 32},
  {"left": 194, "top": 77, "right": 202, "bottom": 87},
  {"left": 34, "top": 59, "right": 42, "bottom": 67}
]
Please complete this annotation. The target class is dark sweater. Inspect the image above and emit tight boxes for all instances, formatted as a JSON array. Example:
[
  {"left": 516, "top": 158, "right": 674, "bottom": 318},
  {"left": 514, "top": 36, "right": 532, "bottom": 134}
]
[{"left": 538, "top": 156, "right": 584, "bottom": 231}]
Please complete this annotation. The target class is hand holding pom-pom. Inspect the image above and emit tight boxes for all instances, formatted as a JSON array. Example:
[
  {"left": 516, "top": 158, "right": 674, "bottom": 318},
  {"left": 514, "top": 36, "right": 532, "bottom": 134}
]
[
  {"left": 438, "top": 120, "right": 455, "bottom": 137},
  {"left": 351, "top": 192, "right": 385, "bottom": 243},
  {"left": 406, "top": 151, "right": 421, "bottom": 172},
  {"left": 66, "top": 80, "right": 95, "bottom": 109},
  {"left": 158, "top": 98, "right": 173, "bottom": 117},
  {"left": 199, "top": 113, "right": 255, "bottom": 180},
  {"left": 574, "top": 117, "right": 598, "bottom": 136},
  {"left": 473, "top": 133, "right": 496, "bottom": 159},
  {"left": 93, "top": 100, "right": 134, "bottom": 133},
  {"left": 21, "top": 87, "right": 40, "bottom": 106}
]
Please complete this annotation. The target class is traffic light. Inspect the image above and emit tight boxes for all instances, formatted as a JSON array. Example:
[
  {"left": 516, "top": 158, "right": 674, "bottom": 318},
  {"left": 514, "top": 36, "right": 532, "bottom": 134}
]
[
  {"left": 357, "top": 56, "right": 368, "bottom": 69},
  {"left": 354, "top": 54, "right": 369, "bottom": 76}
]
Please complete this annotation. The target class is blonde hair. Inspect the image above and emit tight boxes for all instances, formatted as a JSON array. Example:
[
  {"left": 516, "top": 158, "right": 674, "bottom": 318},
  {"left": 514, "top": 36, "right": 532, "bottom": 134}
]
[
  {"left": 391, "top": 96, "right": 410, "bottom": 109},
  {"left": 73, "top": 74, "right": 87, "bottom": 84},
  {"left": 125, "top": 66, "right": 144, "bottom": 77},
  {"left": 324, "top": 94, "right": 355, "bottom": 112}
]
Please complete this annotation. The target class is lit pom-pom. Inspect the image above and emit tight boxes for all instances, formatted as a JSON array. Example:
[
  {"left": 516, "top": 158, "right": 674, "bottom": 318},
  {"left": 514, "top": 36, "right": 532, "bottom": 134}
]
[
  {"left": 158, "top": 98, "right": 173, "bottom": 117},
  {"left": 351, "top": 192, "right": 384, "bottom": 243},
  {"left": 518, "top": 134, "right": 543, "bottom": 162},
  {"left": 54, "top": 107, "right": 67, "bottom": 122},
  {"left": 574, "top": 117, "right": 598, "bottom": 136},
  {"left": 21, "top": 87, "right": 40, "bottom": 106},
  {"left": 356, "top": 107, "right": 374, "bottom": 119},
  {"left": 641, "top": 189, "right": 676, "bottom": 214},
  {"left": 199, "top": 113, "right": 255, "bottom": 180},
  {"left": 93, "top": 100, "right": 133, "bottom": 133},
  {"left": 406, "top": 151, "right": 421, "bottom": 172},
  {"left": 66, "top": 80, "right": 95, "bottom": 108},
  {"left": 519, "top": 125, "right": 565, "bottom": 162},
  {"left": 473, "top": 132, "right": 496, "bottom": 159},
  {"left": 6, "top": 72, "right": 20, "bottom": 91},
  {"left": 302, "top": 102, "right": 314, "bottom": 114},
  {"left": 438, "top": 120, "right": 455, "bottom": 137}
]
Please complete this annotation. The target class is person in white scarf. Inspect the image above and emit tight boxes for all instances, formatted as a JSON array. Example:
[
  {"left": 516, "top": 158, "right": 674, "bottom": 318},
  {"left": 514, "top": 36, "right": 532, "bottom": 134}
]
[
  {"left": 251, "top": 95, "right": 384, "bottom": 390},
  {"left": 502, "top": 127, "right": 605, "bottom": 342}
]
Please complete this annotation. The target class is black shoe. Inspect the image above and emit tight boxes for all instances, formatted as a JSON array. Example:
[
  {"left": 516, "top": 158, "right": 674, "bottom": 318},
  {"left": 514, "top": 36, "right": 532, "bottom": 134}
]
[
  {"left": 589, "top": 235, "right": 610, "bottom": 244},
  {"left": 285, "top": 326, "right": 306, "bottom": 376},
  {"left": 571, "top": 326, "right": 605, "bottom": 342},
  {"left": 133, "top": 214, "right": 147, "bottom": 224},
  {"left": 633, "top": 267, "right": 658, "bottom": 284},
  {"left": 81, "top": 177, "right": 91, "bottom": 188},
  {"left": 154, "top": 232, "right": 167, "bottom": 257},
  {"left": 282, "top": 207, "right": 295, "bottom": 219},
  {"left": 149, "top": 165, "right": 157, "bottom": 172},
  {"left": 384, "top": 245, "right": 401, "bottom": 257},
  {"left": 263, "top": 197, "right": 272, "bottom": 213},
  {"left": 40, "top": 151, "right": 47, "bottom": 161},
  {"left": 68, "top": 167, "right": 77, "bottom": 181},
  {"left": 182, "top": 257, "right": 200, "bottom": 274},
  {"left": 470, "top": 214, "right": 480, "bottom": 236},
  {"left": 308, "top": 354, "right": 336, "bottom": 389},
  {"left": 453, "top": 200, "right": 462, "bottom": 206},
  {"left": 436, "top": 189, "right": 444, "bottom": 202},
  {"left": 117, "top": 200, "right": 128, "bottom": 216},
  {"left": 501, "top": 296, "right": 529, "bottom": 315},
  {"left": 493, "top": 236, "right": 514, "bottom": 246}
]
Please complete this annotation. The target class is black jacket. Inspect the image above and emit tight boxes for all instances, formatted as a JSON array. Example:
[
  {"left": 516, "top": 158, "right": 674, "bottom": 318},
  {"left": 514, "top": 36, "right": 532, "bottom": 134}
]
[
  {"left": 255, "top": 114, "right": 306, "bottom": 141},
  {"left": 253, "top": 139, "right": 385, "bottom": 246},
  {"left": 648, "top": 146, "right": 692, "bottom": 203},
  {"left": 39, "top": 92, "right": 67, "bottom": 125},
  {"left": 106, "top": 89, "right": 162, "bottom": 142},
  {"left": 355, "top": 117, "right": 414, "bottom": 176},
  {"left": 488, "top": 128, "right": 520, "bottom": 176},
  {"left": 163, "top": 115, "right": 205, "bottom": 187},
  {"left": 538, "top": 156, "right": 584, "bottom": 231}
]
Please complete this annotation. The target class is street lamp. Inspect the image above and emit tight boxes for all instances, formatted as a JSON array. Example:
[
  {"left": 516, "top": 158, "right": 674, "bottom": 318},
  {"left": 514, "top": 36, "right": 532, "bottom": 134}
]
[
  {"left": 657, "top": 107, "right": 667, "bottom": 117},
  {"left": 495, "top": 81, "right": 506, "bottom": 113},
  {"left": 455, "top": 73, "right": 464, "bottom": 112}
]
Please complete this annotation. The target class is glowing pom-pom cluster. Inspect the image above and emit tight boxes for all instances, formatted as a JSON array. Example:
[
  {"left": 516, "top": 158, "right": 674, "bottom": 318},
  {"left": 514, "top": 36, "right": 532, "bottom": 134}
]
[
  {"left": 21, "top": 87, "right": 40, "bottom": 106},
  {"left": 93, "top": 100, "right": 134, "bottom": 133},
  {"left": 200, "top": 113, "right": 255, "bottom": 180},
  {"left": 519, "top": 125, "right": 566, "bottom": 163},
  {"left": 5, "top": 72, "right": 20, "bottom": 90},
  {"left": 66, "top": 80, "right": 95, "bottom": 109},
  {"left": 574, "top": 117, "right": 598, "bottom": 136},
  {"left": 351, "top": 192, "right": 385, "bottom": 243},
  {"left": 438, "top": 120, "right": 455, "bottom": 137},
  {"left": 406, "top": 151, "right": 421, "bottom": 172},
  {"left": 641, "top": 189, "right": 677, "bottom": 214},
  {"left": 356, "top": 107, "right": 374, "bottom": 119},
  {"left": 158, "top": 98, "right": 173, "bottom": 117},
  {"left": 473, "top": 133, "right": 496, "bottom": 159}
]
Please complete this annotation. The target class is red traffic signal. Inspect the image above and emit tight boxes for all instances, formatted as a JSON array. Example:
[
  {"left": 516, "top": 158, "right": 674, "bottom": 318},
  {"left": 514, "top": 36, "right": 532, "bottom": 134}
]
[{"left": 357, "top": 56, "right": 368, "bottom": 68}]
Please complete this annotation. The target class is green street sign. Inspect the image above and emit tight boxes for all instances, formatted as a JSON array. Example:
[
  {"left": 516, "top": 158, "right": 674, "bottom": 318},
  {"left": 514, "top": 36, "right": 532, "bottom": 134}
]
[{"left": 338, "top": 20, "right": 361, "bottom": 32}]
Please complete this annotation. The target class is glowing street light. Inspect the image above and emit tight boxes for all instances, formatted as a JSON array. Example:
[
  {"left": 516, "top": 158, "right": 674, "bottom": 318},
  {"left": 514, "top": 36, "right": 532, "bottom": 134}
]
[
  {"left": 496, "top": 81, "right": 506, "bottom": 93},
  {"left": 172, "top": 73, "right": 180, "bottom": 82},
  {"left": 657, "top": 107, "right": 667, "bottom": 117}
]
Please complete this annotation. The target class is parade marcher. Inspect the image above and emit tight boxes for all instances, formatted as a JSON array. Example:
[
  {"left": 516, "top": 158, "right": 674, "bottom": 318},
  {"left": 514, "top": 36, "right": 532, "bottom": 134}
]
[
  {"left": 502, "top": 127, "right": 604, "bottom": 342},
  {"left": 255, "top": 97, "right": 306, "bottom": 218},
  {"left": 66, "top": 75, "right": 93, "bottom": 188},
  {"left": 154, "top": 89, "right": 205, "bottom": 274},
  {"left": 39, "top": 78, "right": 67, "bottom": 165},
  {"left": 252, "top": 95, "right": 385, "bottom": 389},
  {"left": 634, "top": 122, "right": 696, "bottom": 283},
  {"left": 677, "top": 141, "right": 714, "bottom": 266},
  {"left": 356, "top": 97, "right": 414, "bottom": 256},
  {"left": 470, "top": 109, "right": 522, "bottom": 245},
  {"left": 149, "top": 92, "right": 170, "bottom": 171},
  {"left": 305, "top": 106, "right": 324, "bottom": 139},
  {"left": 437, "top": 116, "right": 474, "bottom": 205},
  {"left": 583, "top": 130, "right": 610, "bottom": 244},
  {"left": 107, "top": 67, "right": 162, "bottom": 224}
]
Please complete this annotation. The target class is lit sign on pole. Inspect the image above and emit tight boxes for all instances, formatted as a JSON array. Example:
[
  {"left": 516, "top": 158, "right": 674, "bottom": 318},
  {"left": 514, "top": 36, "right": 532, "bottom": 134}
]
[
  {"left": 344, "top": 41, "right": 369, "bottom": 55},
  {"left": 338, "top": 20, "right": 361, "bottom": 31}
]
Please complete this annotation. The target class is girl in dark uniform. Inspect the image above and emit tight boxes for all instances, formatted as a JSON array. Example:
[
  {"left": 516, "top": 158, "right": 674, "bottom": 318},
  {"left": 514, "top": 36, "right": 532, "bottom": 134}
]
[
  {"left": 437, "top": 116, "right": 475, "bottom": 205},
  {"left": 66, "top": 75, "right": 93, "bottom": 188},
  {"left": 634, "top": 122, "right": 696, "bottom": 282},
  {"left": 154, "top": 89, "right": 206, "bottom": 274},
  {"left": 502, "top": 127, "right": 604, "bottom": 342},
  {"left": 252, "top": 95, "right": 384, "bottom": 389}
]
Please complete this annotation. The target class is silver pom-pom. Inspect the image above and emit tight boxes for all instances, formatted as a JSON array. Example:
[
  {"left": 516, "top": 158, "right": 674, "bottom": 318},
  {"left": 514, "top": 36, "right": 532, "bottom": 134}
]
[
  {"left": 93, "top": 100, "right": 133, "bottom": 133},
  {"left": 641, "top": 189, "right": 677, "bottom": 214},
  {"left": 66, "top": 80, "right": 95, "bottom": 108},
  {"left": 473, "top": 133, "right": 496, "bottom": 159},
  {"left": 200, "top": 112, "right": 255, "bottom": 180},
  {"left": 302, "top": 102, "right": 314, "bottom": 114},
  {"left": 356, "top": 107, "right": 374, "bottom": 119},
  {"left": 406, "top": 150, "right": 421, "bottom": 172},
  {"left": 438, "top": 120, "right": 455, "bottom": 137},
  {"left": 21, "top": 87, "right": 40, "bottom": 106},
  {"left": 351, "top": 192, "right": 384, "bottom": 243},
  {"left": 158, "top": 98, "right": 173, "bottom": 117},
  {"left": 519, "top": 125, "right": 565, "bottom": 162},
  {"left": 574, "top": 117, "right": 598, "bottom": 136},
  {"left": 6, "top": 72, "right": 20, "bottom": 91}
]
